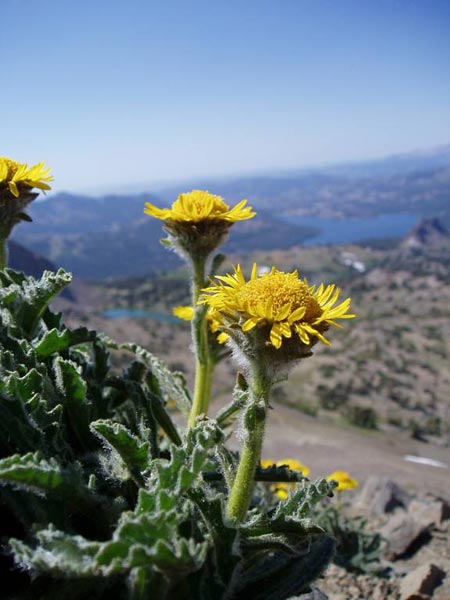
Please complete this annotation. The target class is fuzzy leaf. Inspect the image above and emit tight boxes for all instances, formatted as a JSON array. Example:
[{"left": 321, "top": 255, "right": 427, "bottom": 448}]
[
  {"left": 230, "top": 533, "right": 335, "bottom": 600},
  {"left": 35, "top": 327, "right": 94, "bottom": 357},
  {"left": 0, "top": 452, "right": 68, "bottom": 495},
  {"left": 90, "top": 419, "right": 149, "bottom": 484},
  {"left": 10, "top": 526, "right": 101, "bottom": 577},
  {"left": 110, "top": 341, "right": 192, "bottom": 416},
  {"left": 54, "top": 357, "right": 91, "bottom": 449},
  {"left": 0, "top": 269, "right": 72, "bottom": 336}
]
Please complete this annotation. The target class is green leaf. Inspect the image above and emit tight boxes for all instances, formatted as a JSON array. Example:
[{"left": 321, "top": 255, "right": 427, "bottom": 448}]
[
  {"left": 109, "top": 340, "right": 192, "bottom": 416},
  {"left": 54, "top": 357, "right": 91, "bottom": 450},
  {"left": 1, "top": 269, "right": 72, "bottom": 336},
  {"left": 216, "top": 373, "right": 248, "bottom": 430},
  {"left": 274, "top": 478, "right": 336, "bottom": 520},
  {"left": 10, "top": 525, "right": 101, "bottom": 577},
  {"left": 90, "top": 419, "right": 150, "bottom": 485},
  {"left": 35, "top": 327, "right": 95, "bottom": 357},
  {"left": 0, "top": 391, "right": 45, "bottom": 454},
  {"left": 0, "top": 452, "right": 66, "bottom": 494},
  {"left": 230, "top": 533, "right": 335, "bottom": 600}
]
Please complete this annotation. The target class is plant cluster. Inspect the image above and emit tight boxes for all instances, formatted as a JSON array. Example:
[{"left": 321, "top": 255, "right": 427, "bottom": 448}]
[{"left": 1, "top": 159, "right": 359, "bottom": 598}]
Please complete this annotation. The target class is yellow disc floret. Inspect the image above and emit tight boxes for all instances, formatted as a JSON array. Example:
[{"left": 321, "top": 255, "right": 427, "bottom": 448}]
[
  {"left": 0, "top": 156, "right": 53, "bottom": 197},
  {"left": 201, "top": 264, "right": 355, "bottom": 349},
  {"left": 144, "top": 189, "right": 255, "bottom": 223}
]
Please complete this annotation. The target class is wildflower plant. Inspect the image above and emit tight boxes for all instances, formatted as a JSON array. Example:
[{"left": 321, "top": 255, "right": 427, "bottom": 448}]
[
  {"left": 0, "top": 267, "right": 338, "bottom": 598},
  {"left": 201, "top": 264, "right": 355, "bottom": 522},
  {"left": 0, "top": 179, "right": 357, "bottom": 598},
  {"left": 0, "top": 156, "right": 53, "bottom": 268}
]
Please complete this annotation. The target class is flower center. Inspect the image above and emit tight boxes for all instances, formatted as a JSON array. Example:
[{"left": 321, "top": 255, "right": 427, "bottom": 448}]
[
  {"left": 175, "top": 190, "right": 229, "bottom": 215},
  {"left": 236, "top": 271, "right": 323, "bottom": 321}
]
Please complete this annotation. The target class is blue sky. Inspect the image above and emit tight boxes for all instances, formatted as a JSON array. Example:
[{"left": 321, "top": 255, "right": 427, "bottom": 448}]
[{"left": 2, "top": 0, "right": 449, "bottom": 193}]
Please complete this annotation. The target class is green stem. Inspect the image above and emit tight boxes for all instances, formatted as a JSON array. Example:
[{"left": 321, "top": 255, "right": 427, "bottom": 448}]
[
  {"left": 226, "top": 365, "right": 272, "bottom": 524},
  {"left": 188, "top": 357, "right": 213, "bottom": 428},
  {"left": 0, "top": 237, "right": 7, "bottom": 270},
  {"left": 187, "top": 257, "right": 214, "bottom": 428}
]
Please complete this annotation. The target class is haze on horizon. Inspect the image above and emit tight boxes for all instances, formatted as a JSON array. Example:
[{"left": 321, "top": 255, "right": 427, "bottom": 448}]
[{"left": 2, "top": 0, "right": 450, "bottom": 194}]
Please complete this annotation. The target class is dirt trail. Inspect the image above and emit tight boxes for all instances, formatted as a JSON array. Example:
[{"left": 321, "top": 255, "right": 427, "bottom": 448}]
[{"left": 255, "top": 404, "right": 450, "bottom": 499}]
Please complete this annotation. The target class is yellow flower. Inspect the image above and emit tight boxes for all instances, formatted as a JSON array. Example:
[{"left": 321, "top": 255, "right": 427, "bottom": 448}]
[
  {"left": 0, "top": 156, "right": 53, "bottom": 197},
  {"left": 172, "top": 305, "right": 228, "bottom": 344},
  {"left": 173, "top": 305, "right": 195, "bottom": 320},
  {"left": 326, "top": 470, "right": 359, "bottom": 491},
  {"left": 200, "top": 264, "right": 355, "bottom": 350},
  {"left": 144, "top": 189, "right": 255, "bottom": 223},
  {"left": 261, "top": 458, "right": 310, "bottom": 500}
]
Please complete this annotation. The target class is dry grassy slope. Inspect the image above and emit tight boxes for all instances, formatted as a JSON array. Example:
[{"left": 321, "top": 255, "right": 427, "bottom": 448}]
[
  {"left": 243, "top": 242, "right": 450, "bottom": 442},
  {"left": 58, "top": 239, "right": 450, "bottom": 446}
]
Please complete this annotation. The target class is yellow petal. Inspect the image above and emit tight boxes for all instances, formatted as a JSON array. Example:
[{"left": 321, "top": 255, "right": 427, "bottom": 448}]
[
  {"left": 242, "top": 317, "right": 259, "bottom": 332},
  {"left": 275, "top": 302, "right": 292, "bottom": 321},
  {"left": 270, "top": 323, "right": 282, "bottom": 348}
]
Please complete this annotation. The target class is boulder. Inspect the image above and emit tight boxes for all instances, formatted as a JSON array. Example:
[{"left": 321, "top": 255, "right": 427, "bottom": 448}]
[
  {"left": 356, "top": 476, "right": 412, "bottom": 515},
  {"left": 380, "top": 512, "right": 430, "bottom": 559},
  {"left": 408, "top": 499, "right": 450, "bottom": 529},
  {"left": 400, "top": 563, "right": 446, "bottom": 600}
]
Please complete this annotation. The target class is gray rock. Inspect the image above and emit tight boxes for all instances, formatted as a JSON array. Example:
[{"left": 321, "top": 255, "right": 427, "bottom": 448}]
[
  {"left": 356, "top": 476, "right": 412, "bottom": 515},
  {"left": 400, "top": 563, "right": 446, "bottom": 600},
  {"left": 381, "top": 512, "right": 430, "bottom": 559},
  {"left": 434, "top": 576, "right": 450, "bottom": 600},
  {"left": 408, "top": 499, "right": 450, "bottom": 529}
]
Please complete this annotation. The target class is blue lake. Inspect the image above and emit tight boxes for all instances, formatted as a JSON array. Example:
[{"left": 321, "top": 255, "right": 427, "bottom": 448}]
[
  {"left": 281, "top": 212, "right": 419, "bottom": 245},
  {"left": 103, "top": 308, "right": 179, "bottom": 322}
]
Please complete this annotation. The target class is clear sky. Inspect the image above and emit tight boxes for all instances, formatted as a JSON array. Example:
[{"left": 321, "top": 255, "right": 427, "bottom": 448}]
[{"left": 2, "top": 0, "right": 450, "bottom": 193}]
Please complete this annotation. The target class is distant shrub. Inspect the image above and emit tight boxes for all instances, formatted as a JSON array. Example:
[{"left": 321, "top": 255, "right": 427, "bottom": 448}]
[
  {"left": 345, "top": 405, "right": 378, "bottom": 430},
  {"left": 386, "top": 415, "right": 404, "bottom": 428},
  {"left": 317, "top": 383, "right": 350, "bottom": 411}
]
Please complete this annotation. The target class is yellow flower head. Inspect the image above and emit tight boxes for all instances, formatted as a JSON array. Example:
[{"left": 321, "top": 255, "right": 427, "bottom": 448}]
[
  {"left": 0, "top": 156, "right": 53, "bottom": 198},
  {"left": 145, "top": 190, "right": 255, "bottom": 261},
  {"left": 200, "top": 264, "right": 355, "bottom": 351},
  {"left": 326, "top": 470, "right": 359, "bottom": 492},
  {"left": 172, "top": 305, "right": 228, "bottom": 344},
  {"left": 261, "top": 458, "right": 310, "bottom": 500},
  {"left": 144, "top": 189, "right": 255, "bottom": 223}
]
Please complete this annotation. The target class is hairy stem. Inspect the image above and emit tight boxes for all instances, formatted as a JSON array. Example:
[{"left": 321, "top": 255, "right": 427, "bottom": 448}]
[
  {"left": 188, "top": 257, "right": 214, "bottom": 428},
  {"left": 0, "top": 237, "right": 7, "bottom": 270},
  {"left": 226, "top": 365, "right": 272, "bottom": 523}
]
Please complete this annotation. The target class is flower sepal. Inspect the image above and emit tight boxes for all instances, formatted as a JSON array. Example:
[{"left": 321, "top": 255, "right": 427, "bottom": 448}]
[{"left": 0, "top": 189, "right": 39, "bottom": 239}]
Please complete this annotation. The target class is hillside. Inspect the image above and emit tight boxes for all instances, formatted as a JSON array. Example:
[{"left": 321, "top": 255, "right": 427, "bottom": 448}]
[{"left": 54, "top": 222, "right": 450, "bottom": 446}]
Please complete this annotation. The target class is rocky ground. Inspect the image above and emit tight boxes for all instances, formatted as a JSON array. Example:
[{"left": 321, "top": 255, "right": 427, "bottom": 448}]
[
  {"left": 263, "top": 405, "right": 450, "bottom": 598},
  {"left": 308, "top": 478, "right": 450, "bottom": 600}
]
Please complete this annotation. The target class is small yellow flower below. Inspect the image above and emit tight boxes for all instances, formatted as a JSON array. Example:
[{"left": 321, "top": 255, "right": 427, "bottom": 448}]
[
  {"left": 173, "top": 305, "right": 195, "bottom": 320},
  {"left": 326, "top": 470, "right": 359, "bottom": 491},
  {"left": 172, "top": 305, "right": 228, "bottom": 344},
  {"left": 144, "top": 189, "right": 255, "bottom": 223},
  {"left": 0, "top": 156, "right": 53, "bottom": 197},
  {"left": 261, "top": 458, "right": 310, "bottom": 500}
]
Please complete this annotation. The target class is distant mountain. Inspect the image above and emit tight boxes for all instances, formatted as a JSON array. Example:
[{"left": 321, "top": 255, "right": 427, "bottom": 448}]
[
  {"left": 11, "top": 212, "right": 317, "bottom": 280},
  {"left": 7, "top": 241, "right": 75, "bottom": 300},
  {"left": 317, "top": 144, "right": 450, "bottom": 179},
  {"left": 10, "top": 146, "right": 450, "bottom": 280},
  {"left": 8, "top": 240, "right": 57, "bottom": 277},
  {"left": 401, "top": 218, "right": 449, "bottom": 249}
]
